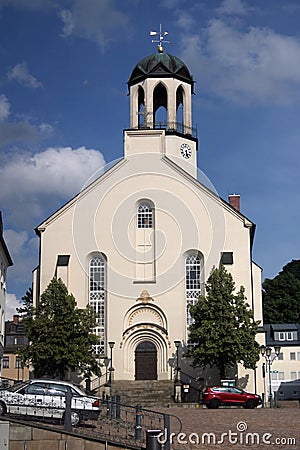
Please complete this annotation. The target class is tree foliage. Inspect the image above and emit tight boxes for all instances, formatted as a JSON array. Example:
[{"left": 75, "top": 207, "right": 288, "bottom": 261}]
[
  {"left": 16, "top": 287, "right": 33, "bottom": 318},
  {"left": 263, "top": 259, "right": 300, "bottom": 324},
  {"left": 20, "top": 278, "right": 100, "bottom": 380},
  {"left": 189, "top": 266, "right": 260, "bottom": 380}
]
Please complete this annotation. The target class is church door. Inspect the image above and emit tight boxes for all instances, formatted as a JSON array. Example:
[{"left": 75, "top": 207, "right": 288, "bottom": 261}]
[{"left": 135, "top": 341, "right": 157, "bottom": 380}]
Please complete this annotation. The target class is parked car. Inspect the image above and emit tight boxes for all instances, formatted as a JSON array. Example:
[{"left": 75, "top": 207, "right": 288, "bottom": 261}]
[
  {"left": 202, "top": 386, "right": 262, "bottom": 409},
  {"left": 277, "top": 379, "right": 300, "bottom": 402},
  {"left": 0, "top": 379, "right": 101, "bottom": 426}
]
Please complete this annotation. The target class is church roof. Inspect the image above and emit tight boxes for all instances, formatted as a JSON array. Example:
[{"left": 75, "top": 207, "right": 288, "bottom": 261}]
[{"left": 128, "top": 52, "right": 194, "bottom": 87}]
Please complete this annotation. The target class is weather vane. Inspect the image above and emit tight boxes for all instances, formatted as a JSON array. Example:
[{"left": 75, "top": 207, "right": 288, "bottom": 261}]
[{"left": 149, "top": 24, "right": 170, "bottom": 53}]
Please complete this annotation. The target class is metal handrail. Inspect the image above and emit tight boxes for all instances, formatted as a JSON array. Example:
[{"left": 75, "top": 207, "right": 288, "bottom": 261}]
[{"left": 130, "top": 121, "right": 197, "bottom": 138}]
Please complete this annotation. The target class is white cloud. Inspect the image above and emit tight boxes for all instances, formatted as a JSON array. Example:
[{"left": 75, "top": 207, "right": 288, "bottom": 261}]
[
  {"left": 0, "top": 94, "right": 53, "bottom": 146},
  {"left": 0, "top": 94, "right": 10, "bottom": 122},
  {"left": 181, "top": 19, "right": 300, "bottom": 105},
  {"left": 58, "top": 0, "right": 129, "bottom": 51},
  {"left": 216, "top": 0, "right": 248, "bottom": 16},
  {"left": 7, "top": 62, "right": 43, "bottom": 88},
  {"left": 5, "top": 293, "right": 21, "bottom": 321},
  {"left": 0, "top": 146, "right": 106, "bottom": 222}
]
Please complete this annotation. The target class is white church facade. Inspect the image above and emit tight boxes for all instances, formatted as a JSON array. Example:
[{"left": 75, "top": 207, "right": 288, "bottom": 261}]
[{"left": 33, "top": 44, "right": 265, "bottom": 394}]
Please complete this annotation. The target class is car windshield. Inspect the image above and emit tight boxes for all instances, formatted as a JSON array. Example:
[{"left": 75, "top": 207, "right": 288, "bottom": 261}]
[{"left": 8, "top": 381, "right": 30, "bottom": 392}]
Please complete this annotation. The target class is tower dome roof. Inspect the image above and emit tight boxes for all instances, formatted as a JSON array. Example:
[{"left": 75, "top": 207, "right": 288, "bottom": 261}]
[{"left": 128, "top": 52, "right": 194, "bottom": 87}]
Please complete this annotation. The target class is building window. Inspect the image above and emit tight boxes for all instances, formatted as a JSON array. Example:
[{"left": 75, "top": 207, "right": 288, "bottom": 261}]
[
  {"left": 220, "top": 252, "right": 233, "bottom": 265},
  {"left": 290, "top": 352, "right": 296, "bottom": 360},
  {"left": 186, "top": 254, "right": 203, "bottom": 338},
  {"left": 286, "top": 331, "right": 293, "bottom": 341},
  {"left": 89, "top": 256, "right": 106, "bottom": 355},
  {"left": 297, "top": 352, "right": 300, "bottom": 361},
  {"left": 2, "top": 356, "right": 9, "bottom": 369},
  {"left": 137, "top": 203, "right": 153, "bottom": 228},
  {"left": 278, "top": 352, "right": 283, "bottom": 360},
  {"left": 278, "top": 371, "right": 285, "bottom": 381},
  {"left": 278, "top": 332, "right": 285, "bottom": 341},
  {"left": 291, "top": 371, "right": 297, "bottom": 380},
  {"left": 15, "top": 356, "right": 22, "bottom": 368}
]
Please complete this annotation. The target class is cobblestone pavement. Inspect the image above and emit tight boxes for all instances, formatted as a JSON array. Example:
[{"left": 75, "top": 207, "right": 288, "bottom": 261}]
[{"left": 158, "top": 404, "right": 300, "bottom": 449}]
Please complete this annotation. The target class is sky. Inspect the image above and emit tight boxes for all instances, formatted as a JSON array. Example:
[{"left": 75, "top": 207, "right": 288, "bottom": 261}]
[{"left": 1, "top": 0, "right": 299, "bottom": 319}]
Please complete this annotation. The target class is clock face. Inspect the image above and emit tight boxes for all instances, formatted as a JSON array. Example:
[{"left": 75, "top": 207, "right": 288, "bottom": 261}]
[{"left": 180, "top": 143, "right": 192, "bottom": 159}]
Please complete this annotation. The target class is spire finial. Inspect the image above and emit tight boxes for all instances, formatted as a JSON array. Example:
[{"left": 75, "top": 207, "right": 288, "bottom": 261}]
[{"left": 149, "top": 24, "right": 170, "bottom": 53}]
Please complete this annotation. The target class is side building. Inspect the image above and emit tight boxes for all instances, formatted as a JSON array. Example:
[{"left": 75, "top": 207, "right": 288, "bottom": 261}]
[
  {"left": 2, "top": 315, "right": 30, "bottom": 381},
  {"left": 265, "top": 323, "right": 300, "bottom": 391},
  {"left": 0, "top": 211, "right": 13, "bottom": 374}
]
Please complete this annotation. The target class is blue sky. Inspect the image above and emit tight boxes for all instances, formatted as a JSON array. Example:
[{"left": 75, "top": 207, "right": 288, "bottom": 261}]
[{"left": 1, "top": 0, "right": 299, "bottom": 318}]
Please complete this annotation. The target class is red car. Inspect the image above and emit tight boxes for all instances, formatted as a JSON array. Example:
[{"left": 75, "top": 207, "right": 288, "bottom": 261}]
[{"left": 202, "top": 386, "right": 262, "bottom": 409}]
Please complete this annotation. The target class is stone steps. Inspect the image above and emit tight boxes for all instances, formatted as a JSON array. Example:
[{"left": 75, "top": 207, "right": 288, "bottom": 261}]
[{"left": 110, "top": 380, "right": 174, "bottom": 408}]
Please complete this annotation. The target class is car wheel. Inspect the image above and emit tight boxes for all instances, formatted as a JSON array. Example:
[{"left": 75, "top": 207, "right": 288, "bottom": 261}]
[
  {"left": 245, "top": 399, "right": 257, "bottom": 409},
  {"left": 0, "top": 401, "right": 7, "bottom": 415},
  {"left": 209, "top": 398, "right": 220, "bottom": 409},
  {"left": 71, "top": 411, "right": 81, "bottom": 427}
]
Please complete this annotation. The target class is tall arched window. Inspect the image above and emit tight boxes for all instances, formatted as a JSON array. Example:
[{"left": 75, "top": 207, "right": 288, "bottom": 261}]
[
  {"left": 137, "top": 203, "right": 153, "bottom": 228},
  {"left": 176, "top": 86, "right": 184, "bottom": 133},
  {"left": 153, "top": 83, "right": 168, "bottom": 128},
  {"left": 185, "top": 254, "right": 203, "bottom": 337},
  {"left": 89, "top": 255, "right": 106, "bottom": 355}
]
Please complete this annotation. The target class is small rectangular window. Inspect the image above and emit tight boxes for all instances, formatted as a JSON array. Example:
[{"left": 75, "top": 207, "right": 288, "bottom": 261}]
[
  {"left": 278, "top": 371, "right": 285, "bottom": 381},
  {"left": 286, "top": 331, "right": 293, "bottom": 341},
  {"left": 290, "top": 352, "right": 296, "bottom": 360},
  {"left": 291, "top": 372, "right": 297, "bottom": 380},
  {"left": 15, "top": 356, "right": 22, "bottom": 368},
  {"left": 297, "top": 352, "right": 300, "bottom": 361},
  {"left": 278, "top": 332, "right": 285, "bottom": 341},
  {"left": 278, "top": 352, "right": 283, "bottom": 360},
  {"left": 2, "top": 356, "right": 9, "bottom": 368},
  {"left": 220, "top": 252, "right": 233, "bottom": 265},
  {"left": 56, "top": 255, "right": 70, "bottom": 266}
]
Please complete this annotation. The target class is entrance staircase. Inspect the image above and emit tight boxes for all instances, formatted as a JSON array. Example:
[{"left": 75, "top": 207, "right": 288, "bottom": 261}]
[{"left": 111, "top": 380, "right": 174, "bottom": 408}]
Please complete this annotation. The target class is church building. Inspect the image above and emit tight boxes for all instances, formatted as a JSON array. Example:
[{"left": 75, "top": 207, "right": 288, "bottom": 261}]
[{"left": 33, "top": 37, "right": 264, "bottom": 394}]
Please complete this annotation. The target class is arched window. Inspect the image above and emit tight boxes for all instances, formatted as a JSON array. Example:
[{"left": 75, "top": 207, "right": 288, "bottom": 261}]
[
  {"left": 89, "top": 255, "right": 106, "bottom": 355},
  {"left": 137, "top": 203, "right": 153, "bottom": 228},
  {"left": 176, "top": 86, "right": 184, "bottom": 133},
  {"left": 185, "top": 254, "right": 203, "bottom": 334},
  {"left": 138, "top": 86, "right": 145, "bottom": 129},
  {"left": 153, "top": 83, "right": 168, "bottom": 128}
]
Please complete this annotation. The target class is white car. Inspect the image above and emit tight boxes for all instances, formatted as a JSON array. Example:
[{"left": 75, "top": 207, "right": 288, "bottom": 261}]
[{"left": 0, "top": 379, "right": 101, "bottom": 426}]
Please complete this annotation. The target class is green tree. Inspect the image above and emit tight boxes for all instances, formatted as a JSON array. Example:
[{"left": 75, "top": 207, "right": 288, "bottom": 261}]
[
  {"left": 20, "top": 278, "right": 100, "bottom": 379},
  {"left": 189, "top": 266, "right": 260, "bottom": 380},
  {"left": 16, "top": 287, "right": 33, "bottom": 318},
  {"left": 263, "top": 259, "right": 300, "bottom": 323}
]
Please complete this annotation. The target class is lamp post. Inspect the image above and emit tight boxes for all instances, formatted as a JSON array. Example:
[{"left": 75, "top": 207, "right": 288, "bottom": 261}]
[
  {"left": 108, "top": 341, "right": 115, "bottom": 384},
  {"left": 104, "top": 357, "right": 110, "bottom": 383},
  {"left": 174, "top": 340, "right": 181, "bottom": 380},
  {"left": 260, "top": 345, "right": 281, "bottom": 408},
  {"left": 174, "top": 340, "right": 181, "bottom": 403}
]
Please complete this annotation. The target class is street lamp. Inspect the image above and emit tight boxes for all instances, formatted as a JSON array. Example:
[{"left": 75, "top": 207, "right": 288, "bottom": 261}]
[
  {"left": 108, "top": 341, "right": 115, "bottom": 384},
  {"left": 174, "top": 340, "right": 181, "bottom": 381},
  {"left": 104, "top": 357, "right": 110, "bottom": 383},
  {"left": 260, "top": 344, "right": 281, "bottom": 408},
  {"left": 174, "top": 340, "right": 181, "bottom": 403}
]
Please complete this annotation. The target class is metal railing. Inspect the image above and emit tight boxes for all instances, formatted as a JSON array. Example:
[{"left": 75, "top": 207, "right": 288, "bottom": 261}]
[
  {"left": 131, "top": 121, "right": 197, "bottom": 139},
  {"left": 75, "top": 396, "right": 182, "bottom": 448}
]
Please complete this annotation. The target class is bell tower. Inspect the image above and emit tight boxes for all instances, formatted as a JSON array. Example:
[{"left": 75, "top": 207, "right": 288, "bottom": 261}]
[{"left": 124, "top": 28, "right": 198, "bottom": 178}]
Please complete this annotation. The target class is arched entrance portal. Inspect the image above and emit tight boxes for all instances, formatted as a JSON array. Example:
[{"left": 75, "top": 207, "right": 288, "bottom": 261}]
[{"left": 135, "top": 341, "right": 157, "bottom": 380}]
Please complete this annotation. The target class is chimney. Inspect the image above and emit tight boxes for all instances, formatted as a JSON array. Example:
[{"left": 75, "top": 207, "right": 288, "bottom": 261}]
[
  {"left": 228, "top": 194, "right": 240, "bottom": 212},
  {"left": 13, "top": 314, "right": 19, "bottom": 324}
]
